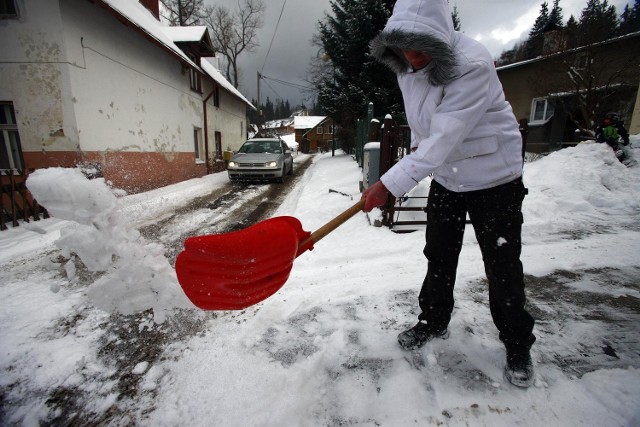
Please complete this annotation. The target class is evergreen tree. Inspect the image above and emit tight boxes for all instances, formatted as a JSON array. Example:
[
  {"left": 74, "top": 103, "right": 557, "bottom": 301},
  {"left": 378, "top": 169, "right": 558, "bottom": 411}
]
[
  {"left": 263, "top": 97, "right": 274, "bottom": 121},
  {"left": 315, "top": 0, "right": 402, "bottom": 152},
  {"left": 526, "top": 2, "right": 550, "bottom": 59},
  {"left": 496, "top": 40, "right": 528, "bottom": 66},
  {"left": 619, "top": 0, "right": 640, "bottom": 34},
  {"left": 564, "top": 15, "right": 580, "bottom": 49},
  {"left": 578, "top": 0, "right": 619, "bottom": 45},
  {"left": 285, "top": 100, "right": 292, "bottom": 117},
  {"left": 548, "top": 0, "right": 564, "bottom": 27}
]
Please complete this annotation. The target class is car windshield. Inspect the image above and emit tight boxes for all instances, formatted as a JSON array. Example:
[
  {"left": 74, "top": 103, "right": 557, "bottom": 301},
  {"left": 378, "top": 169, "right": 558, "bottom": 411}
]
[{"left": 238, "top": 141, "right": 282, "bottom": 154}]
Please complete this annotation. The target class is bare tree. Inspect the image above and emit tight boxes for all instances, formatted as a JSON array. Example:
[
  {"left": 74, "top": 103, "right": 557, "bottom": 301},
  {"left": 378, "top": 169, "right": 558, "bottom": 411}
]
[
  {"left": 160, "top": 0, "right": 206, "bottom": 26},
  {"left": 203, "top": 0, "right": 265, "bottom": 88},
  {"left": 533, "top": 41, "right": 640, "bottom": 137}
]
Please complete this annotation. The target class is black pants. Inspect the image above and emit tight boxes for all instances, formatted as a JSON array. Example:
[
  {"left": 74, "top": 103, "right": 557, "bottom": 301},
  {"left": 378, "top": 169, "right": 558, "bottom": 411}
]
[{"left": 418, "top": 178, "right": 536, "bottom": 352}]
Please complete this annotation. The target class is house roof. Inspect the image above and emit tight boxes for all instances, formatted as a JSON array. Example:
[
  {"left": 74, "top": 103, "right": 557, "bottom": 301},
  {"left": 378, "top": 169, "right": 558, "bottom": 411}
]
[
  {"left": 201, "top": 59, "right": 255, "bottom": 109},
  {"left": 162, "top": 26, "right": 215, "bottom": 57},
  {"left": 95, "top": 0, "right": 253, "bottom": 108},
  {"left": 497, "top": 30, "right": 640, "bottom": 72},
  {"left": 97, "top": 0, "right": 197, "bottom": 68},
  {"left": 294, "top": 116, "right": 327, "bottom": 130},
  {"left": 162, "top": 26, "right": 211, "bottom": 43},
  {"left": 264, "top": 117, "right": 294, "bottom": 129}
]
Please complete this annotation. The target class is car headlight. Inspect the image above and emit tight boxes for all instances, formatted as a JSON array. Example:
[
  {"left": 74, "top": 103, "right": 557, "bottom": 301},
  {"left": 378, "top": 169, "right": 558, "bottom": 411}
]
[
  {"left": 228, "top": 161, "right": 238, "bottom": 168},
  {"left": 266, "top": 161, "right": 277, "bottom": 168}
]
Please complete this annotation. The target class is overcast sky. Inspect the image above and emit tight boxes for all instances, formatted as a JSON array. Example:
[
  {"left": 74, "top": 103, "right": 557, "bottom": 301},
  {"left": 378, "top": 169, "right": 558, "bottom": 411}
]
[{"left": 207, "top": 0, "right": 633, "bottom": 109}]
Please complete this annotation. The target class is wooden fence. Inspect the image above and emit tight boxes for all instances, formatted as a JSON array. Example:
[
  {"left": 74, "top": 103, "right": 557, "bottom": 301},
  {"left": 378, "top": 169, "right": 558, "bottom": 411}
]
[
  {"left": 375, "top": 116, "right": 529, "bottom": 230},
  {"left": 376, "top": 116, "right": 417, "bottom": 228},
  {"left": 1, "top": 169, "right": 49, "bottom": 231}
]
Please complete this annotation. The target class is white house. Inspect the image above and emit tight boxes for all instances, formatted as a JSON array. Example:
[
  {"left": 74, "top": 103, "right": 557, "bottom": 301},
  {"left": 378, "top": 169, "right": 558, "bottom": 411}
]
[{"left": 0, "top": 0, "right": 254, "bottom": 193}]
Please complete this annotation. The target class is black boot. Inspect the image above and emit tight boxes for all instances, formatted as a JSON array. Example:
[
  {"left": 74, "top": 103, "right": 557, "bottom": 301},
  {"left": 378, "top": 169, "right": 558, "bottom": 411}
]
[
  {"left": 397, "top": 321, "right": 449, "bottom": 350},
  {"left": 504, "top": 348, "right": 534, "bottom": 388}
]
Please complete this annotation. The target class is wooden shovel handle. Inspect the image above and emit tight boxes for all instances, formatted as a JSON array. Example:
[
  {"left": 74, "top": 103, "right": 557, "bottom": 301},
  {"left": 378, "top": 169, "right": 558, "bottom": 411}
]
[{"left": 300, "top": 199, "right": 365, "bottom": 249}]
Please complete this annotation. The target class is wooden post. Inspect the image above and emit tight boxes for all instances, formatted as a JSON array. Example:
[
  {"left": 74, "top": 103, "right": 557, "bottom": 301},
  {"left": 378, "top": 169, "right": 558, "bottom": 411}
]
[
  {"left": 379, "top": 115, "right": 396, "bottom": 227},
  {"left": 369, "top": 119, "right": 381, "bottom": 143}
]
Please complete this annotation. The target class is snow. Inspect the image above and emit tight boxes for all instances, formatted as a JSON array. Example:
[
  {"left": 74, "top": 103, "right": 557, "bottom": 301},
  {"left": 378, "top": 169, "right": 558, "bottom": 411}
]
[
  {"left": 201, "top": 59, "right": 255, "bottom": 108},
  {"left": 280, "top": 132, "right": 299, "bottom": 151},
  {"left": 1, "top": 139, "right": 640, "bottom": 425},
  {"left": 294, "top": 115, "right": 328, "bottom": 130},
  {"left": 99, "top": 0, "right": 197, "bottom": 69}
]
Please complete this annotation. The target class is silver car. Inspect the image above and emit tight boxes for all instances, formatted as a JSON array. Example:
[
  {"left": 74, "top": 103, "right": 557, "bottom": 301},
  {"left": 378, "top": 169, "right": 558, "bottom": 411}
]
[{"left": 227, "top": 138, "right": 294, "bottom": 183}]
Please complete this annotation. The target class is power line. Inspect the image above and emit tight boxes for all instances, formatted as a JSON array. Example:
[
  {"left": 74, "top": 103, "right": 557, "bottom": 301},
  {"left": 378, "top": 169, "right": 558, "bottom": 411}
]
[
  {"left": 261, "top": 0, "right": 287, "bottom": 72},
  {"left": 262, "top": 79, "right": 284, "bottom": 100},
  {"left": 261, "top": 74, "right": 311, "bottom": 91}
]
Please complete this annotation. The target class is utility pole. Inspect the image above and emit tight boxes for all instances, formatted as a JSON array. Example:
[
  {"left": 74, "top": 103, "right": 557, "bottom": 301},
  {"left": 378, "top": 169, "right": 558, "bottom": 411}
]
[{"left": 256, "top": 71, "right": 262, "bottom": 126}]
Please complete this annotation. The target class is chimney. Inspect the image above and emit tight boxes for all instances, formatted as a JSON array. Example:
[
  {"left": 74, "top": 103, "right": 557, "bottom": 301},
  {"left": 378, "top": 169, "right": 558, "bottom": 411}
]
[
  {"left": 139, "top": 0, "right": 160, "bottom": 20},
  {"left": 542, "top": 23, "right": 567, "bottom": 55}
]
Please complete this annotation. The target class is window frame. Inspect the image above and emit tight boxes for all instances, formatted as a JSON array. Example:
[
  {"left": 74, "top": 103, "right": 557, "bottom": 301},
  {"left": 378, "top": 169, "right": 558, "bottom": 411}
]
[
  {"left": 529, "top": 97, "right": 555, "bottom": 125},
  {"left": 213, "top": 85, "right": 220, "bottom": 108},
  {"left": 187, "top": 55, "right": 202, "bottom": 93},
  {"left": 0, "top": 0, "right": 19, "bottom": 19},
  {"left": 214, "top": 131, "right": 222, "bottom": 160},
  {"left": 193, "top": 127, "right": 205, "bottom": 163},
  {"left": 316, "top": 126, "right": 323, "bottom": 134},
  {"left": 0, "top": 102, "right": 24, "bottom": 171}
]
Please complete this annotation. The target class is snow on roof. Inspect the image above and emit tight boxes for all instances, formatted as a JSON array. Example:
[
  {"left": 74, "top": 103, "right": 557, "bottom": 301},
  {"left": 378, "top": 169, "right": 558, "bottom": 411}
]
[
  {"left": 497, "top": 30, "right": 640, "bottom": 72},
  {"left": 162, "top": 26, "right": 210, "bottom": 43},
  {"left": 98, "top": 0, "right": 197, "bottom": 69},
  {"left": 294, "top": 116, "right": 327, "bottom": 130},
  {"left": 264, "top": 118, "right": 294, "bottom": 129},
  {"left": 200, "top": 59, "right": 254, "bottom": 109},
  {"left": 99, "top": 0, "right": 252, "bottom": 108}
]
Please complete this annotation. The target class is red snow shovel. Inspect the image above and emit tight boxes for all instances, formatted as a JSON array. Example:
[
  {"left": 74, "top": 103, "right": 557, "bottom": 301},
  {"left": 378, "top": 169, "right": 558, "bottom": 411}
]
[{"left": 175, "top": 199, "right": 365, "bottom": 310}]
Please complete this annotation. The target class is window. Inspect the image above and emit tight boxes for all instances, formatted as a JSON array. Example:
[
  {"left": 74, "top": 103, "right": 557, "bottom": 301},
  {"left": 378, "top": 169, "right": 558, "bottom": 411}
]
[
  {"left": 188, "top": 55, "right": 202, "bottom": 93},
  {"left": 214, "top": 131, "right": 222, "bottom": 160},
  {"left": 213, "top": 85, "right": 220, "bottom": 107},
  {"left": 0, "top": 0, "right": 18, "bottom": 18},
  {"left": 194, "top": 127, "right": 204, "bottom": 162},
  {"left": 529, "top": 98, "right": 555, "bottom": 125},
  {"left": 317, "top": 126, "right": 323, "bottom": 134},
  {"left": 327, "top": 124, "right": 333, "bottom": 134},
  {"left": 574, "top": 53, "right": 590, "bottom": 70},
  {"left": 0, "top": 102, "right": 24, "bottom": 170}
]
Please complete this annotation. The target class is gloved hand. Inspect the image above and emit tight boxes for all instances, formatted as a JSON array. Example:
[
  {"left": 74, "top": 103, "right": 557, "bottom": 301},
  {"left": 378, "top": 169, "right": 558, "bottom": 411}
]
[{"left": 361, "top": 180, "right": 389, "bottom": 212}]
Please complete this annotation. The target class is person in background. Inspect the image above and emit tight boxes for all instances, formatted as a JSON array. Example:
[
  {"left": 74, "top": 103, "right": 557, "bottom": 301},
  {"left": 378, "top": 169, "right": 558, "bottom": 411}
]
[
  {"left": 363, "top": 0, "right": 536, "bottom": 388},
  {"left": 595, "top": 112, "right": 633, "bottom": 166}
]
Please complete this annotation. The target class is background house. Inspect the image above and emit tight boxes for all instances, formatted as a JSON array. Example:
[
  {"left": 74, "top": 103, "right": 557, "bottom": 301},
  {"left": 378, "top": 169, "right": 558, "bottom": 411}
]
[
  {"left": 497, "top": 31, "right": 640, "bottom": 154},
  {"left": 294, "top": 116, "right": 335, "bottom": 153},
  {"left": 262, "top": 117, "right": 295, "bottom": 136},
  {"left": 0, "top": 0, "right": 254, "bottom": 194}
]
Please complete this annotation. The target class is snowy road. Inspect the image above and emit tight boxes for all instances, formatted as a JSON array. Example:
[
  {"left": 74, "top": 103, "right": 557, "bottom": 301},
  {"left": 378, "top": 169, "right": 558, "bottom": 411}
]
[{"left": 1, "top": 144, "right": 639, "bottom": 426}]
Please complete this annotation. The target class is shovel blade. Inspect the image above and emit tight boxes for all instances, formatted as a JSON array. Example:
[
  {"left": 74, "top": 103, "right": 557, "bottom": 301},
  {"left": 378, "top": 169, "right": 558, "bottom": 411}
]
[{"left": 176, "top": 217, "right": 311, "bottom": 310}]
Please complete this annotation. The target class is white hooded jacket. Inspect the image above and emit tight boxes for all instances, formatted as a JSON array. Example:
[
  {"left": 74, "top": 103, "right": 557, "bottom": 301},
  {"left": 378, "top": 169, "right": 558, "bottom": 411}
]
[{"left": 370, "top": 0, "right": 523, "bottom": 196}]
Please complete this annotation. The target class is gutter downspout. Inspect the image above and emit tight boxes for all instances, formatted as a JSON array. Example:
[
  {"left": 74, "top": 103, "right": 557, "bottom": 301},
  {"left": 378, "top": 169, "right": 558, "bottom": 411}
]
[{"left": 203, "top": 85, "right": 217, "bottom": 174}]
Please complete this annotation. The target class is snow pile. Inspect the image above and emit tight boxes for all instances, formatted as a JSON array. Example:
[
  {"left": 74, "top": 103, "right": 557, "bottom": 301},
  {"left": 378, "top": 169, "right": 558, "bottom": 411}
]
[
  {"left": 524, "top": 141, "right": 639, "bottom": 231},
  {"left": 27, "top": 168, "right": 191, "bottom": 323}
]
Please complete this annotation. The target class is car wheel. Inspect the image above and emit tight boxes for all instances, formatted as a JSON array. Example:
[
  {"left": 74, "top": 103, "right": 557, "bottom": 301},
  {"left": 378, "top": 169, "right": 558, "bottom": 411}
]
[
  {"left": 287, "top": 162, "right": 293, "bottom": 175},
  {"left": 277, "top": 166, "right": 286, "bottom": 183}
]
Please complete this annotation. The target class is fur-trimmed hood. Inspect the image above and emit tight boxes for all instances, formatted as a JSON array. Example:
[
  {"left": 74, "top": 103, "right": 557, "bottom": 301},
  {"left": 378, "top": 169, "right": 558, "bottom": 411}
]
[{"left": 370, "top": 0, "right": 457, "bottom": 86}]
